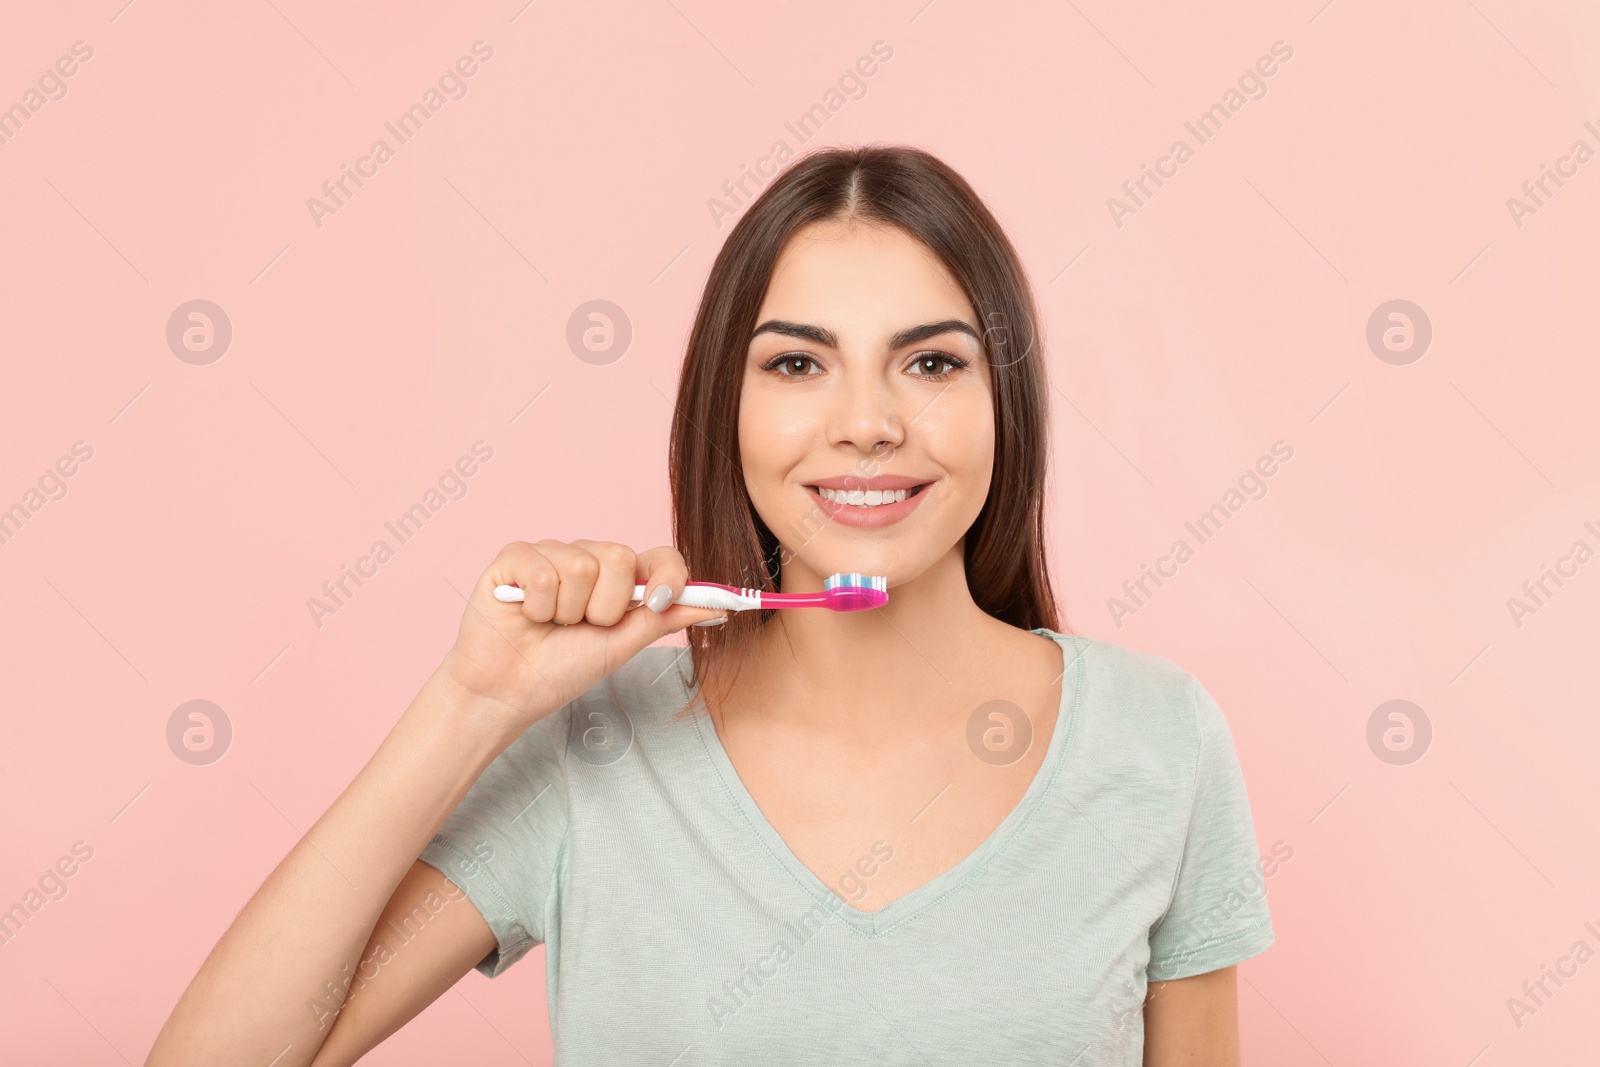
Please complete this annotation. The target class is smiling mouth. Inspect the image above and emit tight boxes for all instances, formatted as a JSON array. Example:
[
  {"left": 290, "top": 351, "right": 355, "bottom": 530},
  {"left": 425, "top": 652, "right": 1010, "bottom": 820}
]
[{"left": 805, "top": 483, "right": 930, "bottom": 508}]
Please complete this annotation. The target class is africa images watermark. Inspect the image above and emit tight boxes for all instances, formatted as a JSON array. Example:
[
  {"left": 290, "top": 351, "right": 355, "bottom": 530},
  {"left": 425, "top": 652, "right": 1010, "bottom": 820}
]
[
  {"left": 1109, "top": 839, "right": 1294, "bottom": 1036},
  {"left": 1504, "top": 518, "right": 1600, "bottom": 630},
  {"left": 722, "top": 306, "right": 1027, "bottom": 589},
  {"left": 707, "top": 40, "right": 895, "bottom": 229},
  {"left": 0, "top": 840, "right": 96, "bottom": 949},
  {"left": 1505, "top": 919, "right": 1600, "bottom": 1030},
  {"left": 306, "top": 440, "right": 495, "bottom": 629},
  {"left": 713, "top": 442, "right": 904, "bottom": 593},
  {"left": 706, "top": 840, "right": 896, "bottom": 1030},
  {"left": 0, "top": 39, "right": 95, "bottom": 148},
  {"left": 1106, "top": 39, "right": 1295, "bottom": 228},
  {"left": 305, "top": 40, "right": 495, "bottom": 229},
  {"left": 1505, "top": 118, "right": 1600, "bottom": 230},
  {"left": 306, "top": 859, "right": 479, "bottom": 1031},
  {"left": 1107, "top": 440, "right": 1295, "bottom": 628},
  {"left": 0, "top": 439, "right": 94, "bottom": 549}
]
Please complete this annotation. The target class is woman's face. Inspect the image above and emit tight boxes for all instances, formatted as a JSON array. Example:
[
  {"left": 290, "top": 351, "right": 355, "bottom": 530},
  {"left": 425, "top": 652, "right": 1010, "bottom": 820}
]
[{"left": 738, "top": 218, "right": 995, "bottom": 590}]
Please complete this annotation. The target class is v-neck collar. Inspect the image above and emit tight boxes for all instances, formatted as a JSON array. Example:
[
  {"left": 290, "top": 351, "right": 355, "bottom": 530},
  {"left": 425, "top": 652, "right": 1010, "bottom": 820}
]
[{"left": 676, "top": 627, "right": 1085, "bottom": 937}]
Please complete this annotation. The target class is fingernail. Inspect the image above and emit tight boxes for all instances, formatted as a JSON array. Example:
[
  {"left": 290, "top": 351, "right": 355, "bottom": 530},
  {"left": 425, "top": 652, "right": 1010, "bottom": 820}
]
[
  {"left": 645, "top": 584, "right": 674, "bottom": 613},
  {"left": 692, "top": 614, "right": 727, "bottom": 627}
]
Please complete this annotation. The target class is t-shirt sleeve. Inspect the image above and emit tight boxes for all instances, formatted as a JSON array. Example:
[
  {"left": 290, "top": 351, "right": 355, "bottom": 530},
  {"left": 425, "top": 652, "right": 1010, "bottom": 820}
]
[
  {"left": 417, "top": 704, "right": 571, "bottom": 979},
  {"left": 1145, "top": 675, "right": 1276, "bottom": 981}
]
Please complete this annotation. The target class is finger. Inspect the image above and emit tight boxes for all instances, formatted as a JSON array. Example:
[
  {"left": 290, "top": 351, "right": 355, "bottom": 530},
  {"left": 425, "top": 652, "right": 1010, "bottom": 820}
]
[
  {"left": 634, "top": 545, "right": 690, "bottom": 614},
  {"left": 532, "top": 540, "right": 599, "bottom": 625},
  {"left": 570, "top": 540, "right": 637, "bottom": 627},
  {"left": 603, "top": 593, "right": 729, "bottom": 654},
  {"left": 488, "top": 541, "right": 560, "bottom": 623}
]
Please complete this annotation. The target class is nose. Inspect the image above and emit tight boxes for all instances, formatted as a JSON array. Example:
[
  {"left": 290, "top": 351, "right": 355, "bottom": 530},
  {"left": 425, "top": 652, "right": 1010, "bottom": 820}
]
[{"left": 826, "top": 367, "right": 905, "bottom": 458}]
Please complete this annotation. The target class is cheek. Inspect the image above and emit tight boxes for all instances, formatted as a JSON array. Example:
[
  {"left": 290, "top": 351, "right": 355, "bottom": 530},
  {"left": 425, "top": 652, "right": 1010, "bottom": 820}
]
[
  {"left": 741, "top": 381, "right": 817, "bottom": 444},
  {"left": 737, "top": 387, "right": 804, "bottom": 500},
  {"left": 924, "top": 396, "right": 995, "bottom": 483}
]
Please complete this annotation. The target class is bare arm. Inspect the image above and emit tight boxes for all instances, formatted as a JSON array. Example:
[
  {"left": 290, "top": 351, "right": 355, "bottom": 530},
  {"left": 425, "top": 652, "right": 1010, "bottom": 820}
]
[
  {"left": 145, "top": 541, "right": 720, "bottom": 1067},
  {"left": 306, "top": 860, "right": 496, "bottom": 1067},
  {"left": 1143, "top": 965, "right": 1240, "bottom": 1067},
  {"left": 145, "top": 666, "right": 512, "bottom": 1067}
]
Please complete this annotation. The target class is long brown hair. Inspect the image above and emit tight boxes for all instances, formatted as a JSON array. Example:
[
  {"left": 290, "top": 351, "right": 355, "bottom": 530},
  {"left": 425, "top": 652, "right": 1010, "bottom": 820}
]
[{"left": 668, "top": 143, "right": 1062, "bottom": 716}]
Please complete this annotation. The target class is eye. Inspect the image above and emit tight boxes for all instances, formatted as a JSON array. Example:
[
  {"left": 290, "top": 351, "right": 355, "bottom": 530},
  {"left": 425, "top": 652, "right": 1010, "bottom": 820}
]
[
  {"left": 760, "top": 353, "right": 823, "bottom": 378},
  {"left": 907, "top": 351, "right": 970, "bottom": 380}
]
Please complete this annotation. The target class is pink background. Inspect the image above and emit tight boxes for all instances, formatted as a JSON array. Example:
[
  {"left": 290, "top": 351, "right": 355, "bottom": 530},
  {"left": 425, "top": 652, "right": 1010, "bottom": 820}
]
[{"left": 3, "top": 0, "right": 1598, "bottom": 1062}]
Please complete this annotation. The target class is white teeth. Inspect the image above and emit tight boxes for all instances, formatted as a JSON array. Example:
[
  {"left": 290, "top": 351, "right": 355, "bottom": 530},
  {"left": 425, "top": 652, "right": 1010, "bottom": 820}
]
[{"left": 816, "top": 486, "right": 911, "bottom": 507}]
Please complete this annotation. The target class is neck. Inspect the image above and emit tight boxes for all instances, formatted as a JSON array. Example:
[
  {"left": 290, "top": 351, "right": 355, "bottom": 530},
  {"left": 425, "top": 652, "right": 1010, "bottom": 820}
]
[{"left": 740, "top": 543, "right": 1001, "bottom": 735}]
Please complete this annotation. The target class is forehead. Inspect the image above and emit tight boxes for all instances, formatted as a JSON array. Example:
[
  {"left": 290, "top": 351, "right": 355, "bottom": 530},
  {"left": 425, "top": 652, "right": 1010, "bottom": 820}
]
[{"left": 756, "top": 219, "right": 974, "bottom": 327}]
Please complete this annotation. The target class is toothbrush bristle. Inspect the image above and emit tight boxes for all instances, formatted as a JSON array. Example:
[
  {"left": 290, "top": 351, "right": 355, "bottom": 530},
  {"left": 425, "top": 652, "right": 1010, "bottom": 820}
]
[{"left": 822, "top": 572, "right": 889, "bottom": 611}]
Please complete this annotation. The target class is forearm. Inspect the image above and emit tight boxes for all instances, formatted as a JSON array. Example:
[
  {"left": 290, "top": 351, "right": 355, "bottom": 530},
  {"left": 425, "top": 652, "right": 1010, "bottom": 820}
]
[{"left": 146, "top": 663, "right": 514, "bottom": 1067}]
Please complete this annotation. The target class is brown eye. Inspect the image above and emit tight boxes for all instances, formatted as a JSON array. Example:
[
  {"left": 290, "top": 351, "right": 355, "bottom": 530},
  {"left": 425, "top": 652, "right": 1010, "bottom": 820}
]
[
  {"left": 908, "top": 352, "right": 968, "bottom": 379},
  {"left": 764, "top": 354, "right": 821, "bottom": 377}
]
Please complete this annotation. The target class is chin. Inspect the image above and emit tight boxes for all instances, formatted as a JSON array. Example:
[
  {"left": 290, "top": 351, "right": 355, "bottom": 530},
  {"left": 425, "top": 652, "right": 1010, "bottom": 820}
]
[
  {"left": 757, "top": 484, "right": 971, "bottom": 589},
  {"left": 779, "top": 542, "right": 925, "bottom": 590}
]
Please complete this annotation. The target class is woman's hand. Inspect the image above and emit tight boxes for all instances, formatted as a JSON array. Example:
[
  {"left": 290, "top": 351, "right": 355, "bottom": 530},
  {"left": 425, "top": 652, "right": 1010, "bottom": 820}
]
[
  {"left": 440, "top": 540, "right": 726, "bottom": 736},
  {"left": 144, "top": 541, "right": 716, "bottom": 1066}
]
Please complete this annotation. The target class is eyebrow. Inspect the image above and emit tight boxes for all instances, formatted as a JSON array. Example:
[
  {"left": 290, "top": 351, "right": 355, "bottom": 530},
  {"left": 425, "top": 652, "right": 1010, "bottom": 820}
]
[{"left": 750, "top": 318, "right": 980, "bottom": 351}]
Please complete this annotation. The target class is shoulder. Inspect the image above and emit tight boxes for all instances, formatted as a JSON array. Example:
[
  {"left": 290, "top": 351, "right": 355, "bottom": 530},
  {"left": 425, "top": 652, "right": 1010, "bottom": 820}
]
[
  {"left": 1044, "top": 629, "right": 1201, "bottom": 713},
  {"left": 552, "top": 643, "right": 697, "bottom": 761},
  {"left": 579, "top": 643, "right": 694, "bottom": 717},
  {"left": 1037, "top": 629, "right": 1213, "bottom": 764},
  {"left": 492, "top": 644, "right": 689, "bottom": 759},
  {"left": 471, "top": 645, "right": 692, "bottom": 797}
]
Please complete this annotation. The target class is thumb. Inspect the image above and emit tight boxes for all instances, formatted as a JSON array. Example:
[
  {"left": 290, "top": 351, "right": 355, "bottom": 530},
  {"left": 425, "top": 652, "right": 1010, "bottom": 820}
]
[{"left": 605, "top": 600, "right": 728, "bottom": 653}]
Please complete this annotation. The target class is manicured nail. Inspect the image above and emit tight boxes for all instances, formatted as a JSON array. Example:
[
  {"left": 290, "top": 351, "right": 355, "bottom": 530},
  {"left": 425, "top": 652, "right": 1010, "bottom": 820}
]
[
  {"left": 645, "top": 584, "right": 674, "bottom": 613},
  {"left": 692, "top": 615, "right": 727, "bottom": 627}
]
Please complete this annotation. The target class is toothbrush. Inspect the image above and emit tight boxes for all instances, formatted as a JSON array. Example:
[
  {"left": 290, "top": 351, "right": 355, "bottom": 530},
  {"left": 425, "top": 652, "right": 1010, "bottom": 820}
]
[{"left": 492, "top": 572, "right": 888, "bottom": 612}]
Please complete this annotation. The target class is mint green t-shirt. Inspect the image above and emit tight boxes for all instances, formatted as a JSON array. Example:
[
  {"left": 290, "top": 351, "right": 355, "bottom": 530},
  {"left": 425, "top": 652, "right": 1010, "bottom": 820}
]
[{"left": 419, "top": 628, "right": 1275, "bottom": 1065}]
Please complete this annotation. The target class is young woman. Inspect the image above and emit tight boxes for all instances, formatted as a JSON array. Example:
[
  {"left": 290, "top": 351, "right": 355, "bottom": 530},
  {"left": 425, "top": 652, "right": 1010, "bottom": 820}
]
[{"left": 149, "top": 145, "right": 1274, "bottom": 1066}]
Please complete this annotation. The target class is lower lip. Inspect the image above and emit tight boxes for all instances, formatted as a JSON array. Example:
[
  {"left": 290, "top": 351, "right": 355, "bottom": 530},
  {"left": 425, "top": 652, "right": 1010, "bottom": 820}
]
[{"left": 806, "top": 484, "right": 931, "bottom": 528}]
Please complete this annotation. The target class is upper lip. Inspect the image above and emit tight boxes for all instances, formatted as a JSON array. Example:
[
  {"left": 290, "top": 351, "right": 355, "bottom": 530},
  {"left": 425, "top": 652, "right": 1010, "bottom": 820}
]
[{"left": 804, "top": 475, "right": 932, "bottom": 491}]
